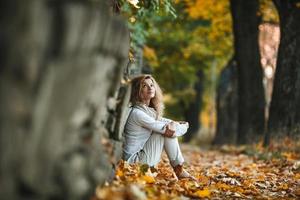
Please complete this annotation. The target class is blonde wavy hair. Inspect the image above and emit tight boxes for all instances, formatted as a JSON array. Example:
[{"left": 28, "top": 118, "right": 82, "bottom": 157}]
[{"left": 130, "top": 74, "right": 164, "bottom": 118}]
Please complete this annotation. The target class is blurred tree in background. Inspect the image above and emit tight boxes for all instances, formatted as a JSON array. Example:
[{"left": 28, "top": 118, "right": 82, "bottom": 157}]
[
  {"left": 214, "top": 0, "right": 279, "bottom": 145},
  {"left": 230, "top": 0, "right": 266, "bottom": 144},
  {"left": 118, "top": 0, "right": 298, "bottom": 144},
  {"left": 118, "top": 0, "right": 233, "bottom": 142},
  {"left": 142, "top": 0, "right": 233, "bottom": 142},
  {"left": 265, "top": 0, "right": 300, "bottom": 143}
]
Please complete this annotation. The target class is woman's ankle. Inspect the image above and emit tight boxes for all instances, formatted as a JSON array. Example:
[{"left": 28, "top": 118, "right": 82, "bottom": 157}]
[
  {"left": 173, "top": 164, "right": 196, "bottom": 180},
  {"left": 173, "top": 164, "right": 183, "bottom": 175}
]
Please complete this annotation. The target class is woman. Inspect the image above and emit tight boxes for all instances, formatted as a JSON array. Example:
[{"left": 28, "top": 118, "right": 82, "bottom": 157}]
[{"left": 123, "top": 74, "right": 195, "bottom": 180}]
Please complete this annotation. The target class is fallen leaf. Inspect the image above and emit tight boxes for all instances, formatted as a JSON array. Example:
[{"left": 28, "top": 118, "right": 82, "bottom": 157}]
[
  {"left": 194, "top": 188, "right": 211, "bottom": 198},
  {"left": 116, "top": 169, "right": 124, "bottom": 177},
  {"left": 141, "top": 175, "right": 155, "bottom": 184}
]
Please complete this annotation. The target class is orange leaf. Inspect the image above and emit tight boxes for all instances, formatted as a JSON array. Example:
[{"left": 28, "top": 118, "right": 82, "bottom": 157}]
[
  {"left": 194, "top": 188, "right": 211, "bottom": 198},
  {"left": 216, "top": 182, "right": 231, "bottom": 190},
  {"left": 278, "top": 183, "right": 289, "bottom": 190},
  {"left": 197, "top": 175, "right": 210, "bottom": 185},
  {"left": 141, "top": 175, "right": 155, "bottom": 184},
  {"left": 116, "top": 169, "right": 124, "bottom": 177}
]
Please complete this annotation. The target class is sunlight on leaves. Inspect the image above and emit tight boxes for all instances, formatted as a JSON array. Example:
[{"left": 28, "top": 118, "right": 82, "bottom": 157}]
[
  {"left": 141, "top": 175, "right": 155, "bottom": 184},
  {"left": 94, "top": 140, "right": 300, "bottom": 200},
  {"left": 194, "top": 188, "right": 211, "bottom": 198},
  {"left": 127, "top": 0, "right": 140, "bottom": 8}
]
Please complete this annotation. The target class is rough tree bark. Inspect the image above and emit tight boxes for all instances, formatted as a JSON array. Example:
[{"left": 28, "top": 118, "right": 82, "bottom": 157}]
[
  {"left": 230, "top": 0, "right": 266, "bottom": 144},
  {"left": 265, "top": 0, "right": 300, "bottom": 144},
  {"left": 214, "top": 58, "right": 238, "bottom": 145},
  {"left": 0, "top": 0, "right": 129, "bottom": 199}
]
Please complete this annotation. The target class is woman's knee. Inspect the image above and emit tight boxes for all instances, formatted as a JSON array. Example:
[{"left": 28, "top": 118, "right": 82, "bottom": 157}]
[
  {"left": 164, "top": 136, "right": 178, "bottom": 142},
  {"left": 151, "top": 132, "right": 165, "bottom": 141}
]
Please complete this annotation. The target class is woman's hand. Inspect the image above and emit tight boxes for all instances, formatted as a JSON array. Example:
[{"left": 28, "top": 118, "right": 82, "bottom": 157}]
[{"left": 164, "top": 121, "right": 176, "bottom": 137}]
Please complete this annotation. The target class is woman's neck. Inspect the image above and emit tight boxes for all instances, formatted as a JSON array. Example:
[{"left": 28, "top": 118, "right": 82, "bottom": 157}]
[{"left": 141, "top": 100, "right": 150, "bottom": 106}]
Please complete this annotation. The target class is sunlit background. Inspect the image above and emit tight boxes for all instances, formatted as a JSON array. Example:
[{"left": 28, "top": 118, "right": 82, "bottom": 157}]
[{"left": 120, "top": 0, "right": 279, "bottom": 144}]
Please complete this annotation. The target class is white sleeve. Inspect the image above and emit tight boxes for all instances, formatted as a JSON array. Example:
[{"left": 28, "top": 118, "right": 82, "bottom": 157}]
[
  {"left": 132, "top": 110, "right": 168, "bottom": 134},
  {"left": 160, "top": 117, "right": 188, "bottom": 137},
  {"left": 160, "top": 117, "right": 172, "bottom": 123},
  {"left": 173, "top": 123, "right": 189, "bottom": 137}
]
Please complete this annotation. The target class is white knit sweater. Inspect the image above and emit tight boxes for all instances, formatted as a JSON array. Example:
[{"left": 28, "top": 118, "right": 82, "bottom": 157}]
[{"left": 122, "top": 104, "right": 188, "bottom": 162}]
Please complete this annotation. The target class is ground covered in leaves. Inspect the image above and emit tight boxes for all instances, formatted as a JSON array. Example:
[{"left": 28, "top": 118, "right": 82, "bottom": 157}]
[{"left": 93, "top": 138, "right": 300, "bottom": 199}]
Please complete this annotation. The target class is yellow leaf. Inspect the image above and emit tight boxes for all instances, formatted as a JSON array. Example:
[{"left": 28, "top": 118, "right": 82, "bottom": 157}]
[
  {"left": 234, "top": 187, "right": 245, "bottom": 194},
  {"left": 116, "top": 169, "right": 124, "bottom": 177},
  {"left": 281, "top": 152, "right": 297, "bottom": 160},
  {"left": 278, "top": 183, "right": 289, "bottom": 190},
  {"left": 129, "top": 51, "right": 135, "bottom": 62},
  {"left": 256, "top": 175, "right": 265, "bottom": 181},
  {"left": 141, "top": 175, "right": 155, "bottom": 184},
  {"left": 95, "top": 186, "right": 110, "bottom": 199},
  {"left": 216, "top": 182, "right": 231, "bottom": 190},
  {"left": 197, "top": 175, "right": 210, "bottom": 185},
  {"left": 194, "top": 188, "right": 211, "bottom": 198}
]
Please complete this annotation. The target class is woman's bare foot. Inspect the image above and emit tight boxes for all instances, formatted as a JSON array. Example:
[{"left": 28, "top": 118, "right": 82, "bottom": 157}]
[{"left": 173, "top": 164, "right": 196, "bottom": 181}]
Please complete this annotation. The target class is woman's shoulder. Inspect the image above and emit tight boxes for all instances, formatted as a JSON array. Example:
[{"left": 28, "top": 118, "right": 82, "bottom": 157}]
[
  {"left": 131, "top": 107, "right": 146, "bottom": 116},
  {"left": 131, "top": 106, "right": 156, "bottom": 120},
  {"left": 127, "top": 108, "right": 151, "bottom": 124}
]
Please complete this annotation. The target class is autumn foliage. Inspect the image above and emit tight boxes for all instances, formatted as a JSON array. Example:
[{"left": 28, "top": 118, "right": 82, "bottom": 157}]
[{"left": 93, "top": 138, "right": 299, "bottom": 199}]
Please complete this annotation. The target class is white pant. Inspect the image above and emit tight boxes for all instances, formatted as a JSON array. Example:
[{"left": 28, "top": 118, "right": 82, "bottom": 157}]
[{"left": 135, "top": 133, "right": 184, "bottom": 167}]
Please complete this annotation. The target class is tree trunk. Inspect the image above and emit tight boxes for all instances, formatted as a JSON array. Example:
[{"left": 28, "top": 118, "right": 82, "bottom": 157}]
[
  {"left": 230, "top": 0, "right": 266, "bottom": 144},
  {"left": 214, "top": 58, "right": 238, "bottom": 145},
  {"left": 183, "top": 70, "right": 204, "bottom": 142},
  {"left": 0, "top": 0, "right": 129, "bottom": 199},
  {"left": 265, "top": 0, "right": 300, "bottom": 143}
]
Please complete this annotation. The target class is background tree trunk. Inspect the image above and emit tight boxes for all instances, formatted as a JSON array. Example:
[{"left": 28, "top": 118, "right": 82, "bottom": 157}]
[
  {"left": 183, "top": 70, "right": 204, "bottom": 142},
  {"left": 265, "top": 0, "right": 300, "bottom": 144},
  {"left": 0, "top": 0, "right": 130, "bottom": 199},
  {"left": 214, "top": 58, "right": 238, "bottom": 145},
  {"left": 230, "top": 0, "right": 266, "bottom": 144}
]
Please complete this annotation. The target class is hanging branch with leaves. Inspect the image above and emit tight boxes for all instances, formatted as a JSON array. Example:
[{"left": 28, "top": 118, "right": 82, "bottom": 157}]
[{"left": 115, "top": 0, "right": 177, "bottom": 54}]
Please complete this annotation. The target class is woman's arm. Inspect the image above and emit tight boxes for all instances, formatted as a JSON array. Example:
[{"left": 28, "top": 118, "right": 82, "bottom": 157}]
[
  {"left": 161, "top": 117, "right": 189, "bottom": 128},
  {"left": 132, "top": 109, "right": 170, "bottom": 134},
  {"left": 167, "top": 121, "right": 189, "bottom": 137},
  {"left": 160, "top": 117, "right": 172, "bottom": 123},
  {"left": 161, "top": 116, "right": 189, "bottom": 137},
  {"left": 132, "top": 109, "right": 187, "bottom": 137}
]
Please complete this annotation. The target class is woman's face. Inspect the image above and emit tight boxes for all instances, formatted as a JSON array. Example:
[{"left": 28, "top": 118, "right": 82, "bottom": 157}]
[{"left": 140, "top": 78, "right": 156, "bottom": 102}]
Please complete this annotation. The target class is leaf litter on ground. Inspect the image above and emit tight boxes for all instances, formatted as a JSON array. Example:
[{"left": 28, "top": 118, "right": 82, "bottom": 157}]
[{"left": 93, "top": 138, "right": 300, "bottom": 199}]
